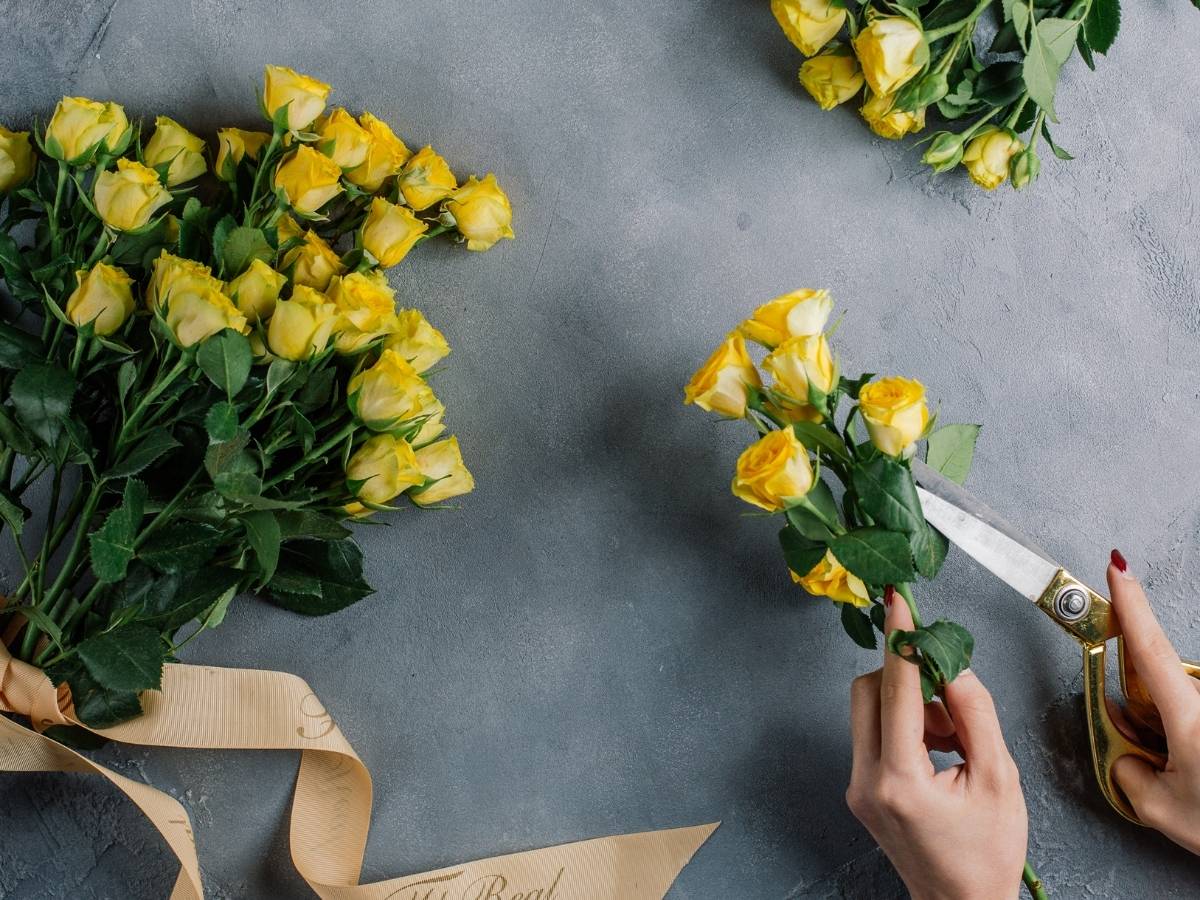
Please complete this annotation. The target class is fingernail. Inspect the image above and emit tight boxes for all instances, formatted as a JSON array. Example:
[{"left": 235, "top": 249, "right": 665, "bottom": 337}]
[
  {"left": 884, "top": 585, "right": 896, "bottom": 609},
  {"left": 1111, "top": 548, "right": 1134, "bottom": 578}
]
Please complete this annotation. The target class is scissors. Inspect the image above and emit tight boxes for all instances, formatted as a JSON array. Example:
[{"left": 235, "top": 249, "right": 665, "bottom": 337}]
[{"left": 911, "top": 460, "right": 1200, "bottom": 825}]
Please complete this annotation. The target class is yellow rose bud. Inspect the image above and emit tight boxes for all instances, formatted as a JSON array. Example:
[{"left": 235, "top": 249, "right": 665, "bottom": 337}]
[
  {"left": 0, "top": 127, "right": 34, "bottom": 194},
  {"left": 411, "top": 436, "right": 475, "bottom": 506},
  {"left": 164, "top": 283, "right": 247, "bottom": 348},
  {"left": 853, "top": 17, "right": 927, "bottom": 97},
  {"left": 962, "top": 126, "right": 1025, "bottom": 191},
  {"left": 327, "top": 270, "right": 399, "bottom": 353},
  {"left": 276, "top": 213, "right": 304, "bottom": 245},
  {"left": 738, "top": 288, "right": 832, "bottom": 348},
  {"left": 684, "top": 332, "right": 761, "bottom": 419},
  {"left": 412, "top": 397, "right": 447, "bottom": 445},
  {"left": 360, "top": 197, "right": 427, "bottom": 267},
  {"left": 263, "top": 65, "right": 331, "bottom": 131},
  {"left": 347, "top": 348, "right": 436, "bottom": 430},
  {"left": 283, "top": 229, "right": 345, "bottom": 290},
  {"left": 859, "top": 376, "right": 930, "bottom": 457},
  {"left": 792, "top": 549, "right": 870, "bottom": 607},
  {"left": 346, "top": 112, "right": 411, "bottom": 191},
  {"left": 215, "top": 128, "right": 270, "bottom": 180},
  {"left": 763, "top": 334, "right": 837, "bottom": 419},
  {"left": 731, "top": 428, "right": 814, "bottom": 513},
  {"left": 345, "top": 433, "right": 424, "bottom": 506},
  {"left": 398, "top": 145, "right": 457, "bottom": 210},
  {"left": 799, "top": 46, "right": 864, "bottom": 111},
  {"left": 227, "top": 258, "right": 287, "bottom": 321},
  {"left": 65, "top": 263, "right": 135, "bottom": 336},
  {"left": 267, "top": 285, "right": 338, "bottom": 360},
  {"left": 771, "top": 0, "right": 847, "bottom": 56},
  {"left": 147, "top": 251, "right": 220, "bottom": 311},
  {"left": 93, "top": 158, "right": 171, "bottom": 232},
  {"left": 274, "top": 145, "right": 344, "bottom": 215},
  {"left": 445, "top": 174, "right": 514, "bottom": 252},
  {"left": 45, "top": 97, "right": 129, "bottom": 162},
  {"left": 143, "top": 116, "right": 206, "bottom": 186},
  {"left": 860, "top": 91, "right": 925, "bottom": 140},
  {"left": 314, "top": 108, "right": 371, "bottom": 170},
  {"left": 384, "top": 309, "right": 450, "bottom": 373}
]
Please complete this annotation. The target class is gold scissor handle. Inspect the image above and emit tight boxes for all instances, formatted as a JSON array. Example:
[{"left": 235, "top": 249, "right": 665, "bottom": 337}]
[{"left": 1118, "top": 637, "right": 1200, "bottom": 734}]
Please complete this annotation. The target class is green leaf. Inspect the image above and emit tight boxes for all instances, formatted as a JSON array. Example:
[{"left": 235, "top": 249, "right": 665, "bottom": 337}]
[
  {"left": 138, "top": 522, "right": 224, "bottom": 573},
  {"left": 205, "top": 401, "right": 239, "bottom": 442},
  {"left": 1041, "top": 122, "right": 1075, "bottom": 160},
  {"left": 77, "top": 624, "right": 164, "bottom": 692},
  {"left": 973, "top": 61, "right": 1025, "bottom": 106},
  {"left": 213, "top": 451, "right": 262, "bottom": 498},
  {"left": 0, "top": 322, "right": 43, "bottom": 369},
  {"left": 841, "top": 602, "right": 878, "bottom": 650},
  {"left": 197, "top": 329, "right": 253, "bottom": 398},
  {"left": 109, "top": 428, "right": 180, "bottom": 478},
  {"left": 277, "top": 509, "right": 352, "bottom": 541},
  {"left": 44, "top": 657, "right": 142, "bottom": 728},
  {"left": 910, "top": 522, "right": 950, "bottom": 579},
  {"left": 220, "top": 226, "right": 272, "bottom": 277},
  {"left": 1084, "top": 0, "right": 1120, "bottom": 55},
  {"left": 200, "top": 585, "right": 238, "bottom": 630},
  {"left": 852, "top": 457, "right": 924, "bottom": 535},
  {"left": 830, "top": 527, "right": 916, "bottom": 585},
  {"left": 267, "top": 538, "right": 374, "bottom": 616},
  {"left": 791, "top": 422, "right": 851, "bottom": 463},
  {"left": 925, "top": 424, "right": 981, "bottom": 485},
  {"left": 779, "top": 526, "right": 827, "bottom": 579},
  {"left": 10, "top": 363, "right": 75, "bottom": 447},
  {"left": 6, "top": 605, "right": 63, "bottom": 650},
  {"left": 242, "top": 510, "right": 281, "bottom": 582},
  {"left": 0, "top": 407, "right": 36, "bottom": 455},
  {"left": 887, "top": 620, "right": 975, "bottom": 699},
  {"left": 89, "top": 480, "right": 148, "bottom": 584},
  {"left": 135, "top": 566, "right": 243, "bottom": 632},
  {"left": 1011, "top": 1, "right": 1030, "bottom": 51},
  {"left": 205, "top": 429, "right": 249, "bottom": 478},
  {"left": 0, "top": 490, "right": 29, "bottom": 536},
  {"left": 1023, "top": 17, "right": 1082, "bottom": 121}
]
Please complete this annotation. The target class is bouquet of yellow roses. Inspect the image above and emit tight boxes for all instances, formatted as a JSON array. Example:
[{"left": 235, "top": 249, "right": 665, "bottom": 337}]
[
  {"left": 771, "top": 0, "right": 1194, "bottom": 191},
  {"left": 686, "top": 290, "right": 983, "bottom": 700},
  {"left": 0, "top": 65, "right": 512, "bottom": 733}
]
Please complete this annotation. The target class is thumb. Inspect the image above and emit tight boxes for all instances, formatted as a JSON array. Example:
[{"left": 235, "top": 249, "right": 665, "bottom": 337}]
[
  {"left": 942, "top": 669, "right": 1013, "bottom": 780},
  {"left": 1112, "top": 754, "right": 1168, "bottom": 829}
]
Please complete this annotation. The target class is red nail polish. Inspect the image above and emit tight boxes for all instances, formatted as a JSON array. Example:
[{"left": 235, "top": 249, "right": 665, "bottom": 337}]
[
  {"left": 1111, "top": 549, "right": 1127, "bottom": 573},
  {"left": 884, "top": 585, "right": 896, "bottom": 609}
]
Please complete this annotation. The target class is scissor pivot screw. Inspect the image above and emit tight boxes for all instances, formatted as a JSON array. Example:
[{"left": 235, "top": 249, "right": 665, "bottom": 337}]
[{"left": 1055, "top": 586, "right": 1091, "bottom": 622}]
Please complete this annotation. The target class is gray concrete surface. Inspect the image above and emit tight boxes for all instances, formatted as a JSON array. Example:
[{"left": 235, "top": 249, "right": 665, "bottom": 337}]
[{"left": 3, "top": 0, "right": 1200, "bottom": 897}]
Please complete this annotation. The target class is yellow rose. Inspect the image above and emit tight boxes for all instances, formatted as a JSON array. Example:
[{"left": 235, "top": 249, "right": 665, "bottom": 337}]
[
  {"left": 327, "top": 270, "right": 399, "bottom": 353},
  {"left": 347, "top": 349, "right": 437, "bottom": 430},
  {"left": 143, "top": 116, "right": 206, "bottom": 186},
  {"left": 859, "top": 376, "right": 929, "bottom": 457},
  {"left": 65, "top": 263, "right": 135, "bottom": 336},
  {"left": 398, "top": 145, "right": 457, "bottom": 210},
  {"left": 799, "top": 47, "right": 864, "bottom": 111},
  {"left": 684, "top": 332, "right": 761, "bottom": 418},
  {"left": 164, "top": 283, "right": 247, "bottom": 348},
  {"left": 853, "top": 17, "right": 927, "bottom": 96},
  {"left": 346, "top": 113, "right": 411, "bottom": 191},
  {"left": 215, "top": 128, "right": 270, "bottom": 180},
  {"left": 446, "top": 174, "right": 514, "bottom": 252},
  {"left": 267, "top": 285, "right": 338, "bottom": 360},
  {"left": 860, "top": 91, "right": 925, "bottom": 140},
  {"left": 0, "top": 127, "right": 34, "bottom": 193},
  {"left": 283, "top": 229, "right": 345, "bottom": 290},
  {"left": 731, "top": 428, "right": 814, "bottom": 512},
  {"left": 276, "top": 213, "right": 304, "bottom": 244},
  {"left": 738, "top": 288, "right": 832, "bottom": 348},
  {"left": 263, "top": 65, "right": 331, "bottom": 131},
  {"left": 227, "top": 258, "right": 287, "bottom": 322},
  {"left": 411, "top": 436, "right": 475, "bottom": 506},
  {"left": 147, "top": 251, "right": 220, "bottom": 311},
  {"left": 274, "top": 145, "right": 344, "bottom": 215},
  {"left": 314, "top": 108, "right": 371, "bottom": 170},
  {"left": 792, "top": 550, "right": 870, "bottom": 607},
  {"left": 763, "top": 334, "right": 836, "bottom": 418},
  {"left": 45, "top": 97, "right": 129, "bottom": 162},
  {"left": 384, "top": 309, "right": 450, "bottom": 373},
  {"left": 412, "top": 397, "right": 447, "bottom": 445},
  {"left": 771, "top": 0, "right": 847, "bottom": 57},
  {"left": 360, "top": 197, "right": 428, "bottom": 267},
  {"left": 93, "top": 159, "right": 171, "bottom": 231},
  {"left": 345, "top": 433, "right": 424, "bottom": 507},
  {"left": 962, "top": 126, "right": 1025, "bottom": 191}
]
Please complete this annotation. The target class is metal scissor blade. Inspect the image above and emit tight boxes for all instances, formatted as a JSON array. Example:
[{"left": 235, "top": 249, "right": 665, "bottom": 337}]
[{"left": 911, "top": 461, "right": 1059, "bottom": 603}]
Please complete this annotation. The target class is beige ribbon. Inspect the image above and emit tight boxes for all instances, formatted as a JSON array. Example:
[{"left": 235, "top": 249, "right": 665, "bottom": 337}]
[{"left": 0, "top": 644, "right": 716, "bottom": 898}]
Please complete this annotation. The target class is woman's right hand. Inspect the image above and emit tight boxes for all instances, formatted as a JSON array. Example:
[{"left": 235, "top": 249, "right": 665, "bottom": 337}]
[{"left": 1108, "top": 550, "right": 1200, "bottom": 854}]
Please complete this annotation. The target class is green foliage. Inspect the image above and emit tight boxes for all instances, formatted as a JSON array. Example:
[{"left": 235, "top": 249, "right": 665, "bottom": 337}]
[
  {"left": 887, "top": 620, "right": 976, "bottom": 702},
  {"left": 925, "top": 424, "right": 980, "bottom": 485},
  {"left": 197, "top": 330, "right": 253, "bottom": 398},
  {"left": 267, "top": 538, "right": 374, "bottom": 615},
  {"left": 77, "top": 625, "right": 165, "bottom": 692},
  {"left": 831, "top": 527, "right": 917, "bottom": 585}
]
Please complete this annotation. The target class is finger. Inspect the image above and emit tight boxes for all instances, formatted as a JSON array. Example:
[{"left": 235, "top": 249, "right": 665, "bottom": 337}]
[
  {"left": 850, "top": 669, "right": 883, "bottom": 778},
  {"left": 880, "top": 587, "right": 928, "bottom": 774},
  {"left": 1112, "top": 754, "right": 1169, "bottom": 829},
  {"left": 923, "top": 700, "right": 962, "bottom": 754},
  {"left": 941, "top": 669, "right": 1013, "bottom": 779},
  {"left": 1107, "top": 552, "right": 1199, "bottom": 731}
]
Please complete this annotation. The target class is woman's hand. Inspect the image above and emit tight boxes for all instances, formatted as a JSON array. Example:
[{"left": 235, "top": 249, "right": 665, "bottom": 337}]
[
  {"left": 1108, "top": 550, "right": 1200, "bottom": 854},
  {"left": 846, "top": 589, "right": 1028, "bottom": 900}
]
